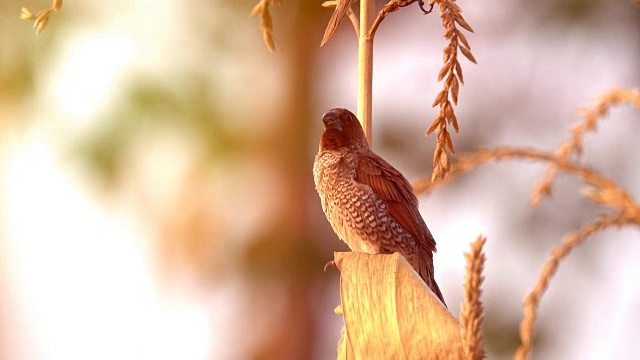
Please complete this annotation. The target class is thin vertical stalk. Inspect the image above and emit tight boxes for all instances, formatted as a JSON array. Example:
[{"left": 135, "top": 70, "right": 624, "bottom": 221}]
[{"left": 358, "top": 0, "right": 374, "bottom": 145}]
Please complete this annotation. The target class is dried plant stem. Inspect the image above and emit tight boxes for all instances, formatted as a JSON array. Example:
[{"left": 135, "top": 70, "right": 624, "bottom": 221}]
[
  {"left": 370, "top": 0, "right": 421, "bottom": 39},
  {"left": 369, "top": 3, "right": 395, "bottom": 38},
  {"left": 413, "top": 147, "right": 640, "bottom": 216},
  {"left": 532, "top": 88, "right": 640, "bottom": 205},
  {"left": 514, "top": 214, "right": 636, "bottom": 360},
  {"left": 460, "top": 236, "right": 487, "bottom": 360},
  {"left": 358, "top": 0, "right": 375, "bottom": 145},
  {"left": 346, "top": 8, "right": 360, "bottom": 37}
]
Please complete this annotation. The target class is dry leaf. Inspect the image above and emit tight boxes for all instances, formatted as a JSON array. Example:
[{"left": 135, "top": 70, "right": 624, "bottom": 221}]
[
  {"left": 321, "top": 0, "right": 354, "bottom": 46},
  {"left": 334, "top": 252, "right": 464, "bottom": 359}
]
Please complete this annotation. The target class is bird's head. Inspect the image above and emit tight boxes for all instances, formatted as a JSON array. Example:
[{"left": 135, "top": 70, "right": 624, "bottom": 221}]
[{"left": 319, "top": 108, "right": 369, "bottom": 151}]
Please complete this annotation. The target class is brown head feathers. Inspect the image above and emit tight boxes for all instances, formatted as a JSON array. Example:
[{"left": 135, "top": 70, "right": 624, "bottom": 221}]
[{"left": 319, "top": 108, "right": 368, "bottom": 151}]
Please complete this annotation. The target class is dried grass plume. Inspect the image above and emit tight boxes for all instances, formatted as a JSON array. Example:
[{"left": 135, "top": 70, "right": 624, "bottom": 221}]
[
  {"left": 250, "top": 0, "right": 282, "bottom": 53},
  {"left": 514, "top": 214, "right": 635, "bottom": 360},
  {"left": 460, "top": 236, "right": 487, "bottom": 360},
  {"left": 427, "top": 0, "right": 476, "bottom": 181},
  {"left": 531, "top": 88, "right": 640, "bottom": 206}
]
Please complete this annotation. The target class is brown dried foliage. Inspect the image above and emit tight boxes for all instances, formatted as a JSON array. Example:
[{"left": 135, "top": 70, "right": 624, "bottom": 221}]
[
  {"left": 414, "top": 87, "right": 640, "bottom": 359},
  {"left": 427, "top": 0, "right": 476, "bottom": 181},
  {"left": 19, "top": 0, "right": 63, "bottom": 34},
  {"left": 460, "top": 236, "right": 487, "bottom": 360},
  {"left": 251, "top": 0, "right": 282, "bottom": 53}
]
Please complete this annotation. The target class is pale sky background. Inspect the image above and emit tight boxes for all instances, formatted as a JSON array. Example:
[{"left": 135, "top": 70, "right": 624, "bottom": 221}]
[{"left": 2, "top": 0, "right": 640, "bottom": 359}]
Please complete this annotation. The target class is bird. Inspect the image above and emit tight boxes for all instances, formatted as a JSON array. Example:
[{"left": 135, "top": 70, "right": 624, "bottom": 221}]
[{"left": 313, "top": 108, "right": 445, "bottom": 306}]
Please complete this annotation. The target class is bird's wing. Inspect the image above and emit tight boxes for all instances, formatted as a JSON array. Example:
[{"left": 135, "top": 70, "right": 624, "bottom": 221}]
[{"left": 355, "top": 153, "right": 435, "bottom": 249}]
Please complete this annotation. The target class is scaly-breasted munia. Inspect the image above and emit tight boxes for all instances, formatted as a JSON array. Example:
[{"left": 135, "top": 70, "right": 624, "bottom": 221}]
[{"left": 313, "top": 108, "right": 445, "bottom": 305}]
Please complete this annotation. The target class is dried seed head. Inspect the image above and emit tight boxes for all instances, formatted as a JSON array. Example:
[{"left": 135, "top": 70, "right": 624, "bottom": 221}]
[
  {"left": 438, "top": 62, "right": 452, "bottom": 82},
  {"left": 426, "top": 116, "right": 442, "bottom": 136},
  {"left": 20, "top": 7, "right": 36, "bottom": 20},
  {"left": 456, "top": 16, "right": 474, "bottom": 33},
  {"left": 432, "top": 90, "right": 446, "bottom": 108},
  {"left": 460, "top": 45, "right": 477, "bottom": 64},
  {"left": 458, "top": 31, "right": 470, "bottom": 50},
  {"left": 451, "top": 76, "right": 460, "bottom": 105},
  {"left": 35, "top": 15, "right": 49, "bottom": 34}
]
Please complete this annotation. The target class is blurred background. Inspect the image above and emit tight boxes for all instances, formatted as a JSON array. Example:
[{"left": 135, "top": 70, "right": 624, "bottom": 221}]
[{"left": 1, "top": 0, "right": 640, "bottom": 359}]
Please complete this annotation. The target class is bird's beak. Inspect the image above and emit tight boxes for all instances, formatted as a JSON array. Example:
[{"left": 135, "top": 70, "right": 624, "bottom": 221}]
[{"left": 322, "top": 110, "right": 342, "bottom": 131}]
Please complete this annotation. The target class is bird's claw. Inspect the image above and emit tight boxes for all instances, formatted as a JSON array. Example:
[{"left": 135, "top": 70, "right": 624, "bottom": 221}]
[
  {"left": 324, "top": 260, "right": 336, "bottom": 272},
  {"left": 418, "top": 0, "right": 434, "bottom": 14}
]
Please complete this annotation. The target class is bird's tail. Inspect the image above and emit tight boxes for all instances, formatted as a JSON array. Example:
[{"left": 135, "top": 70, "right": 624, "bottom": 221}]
[
  {"left": 416, "top": 249, "right": 447, "bottom": 308},
  {"left": 426, "top": 275, "right": 447, "bottom": 308}
]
